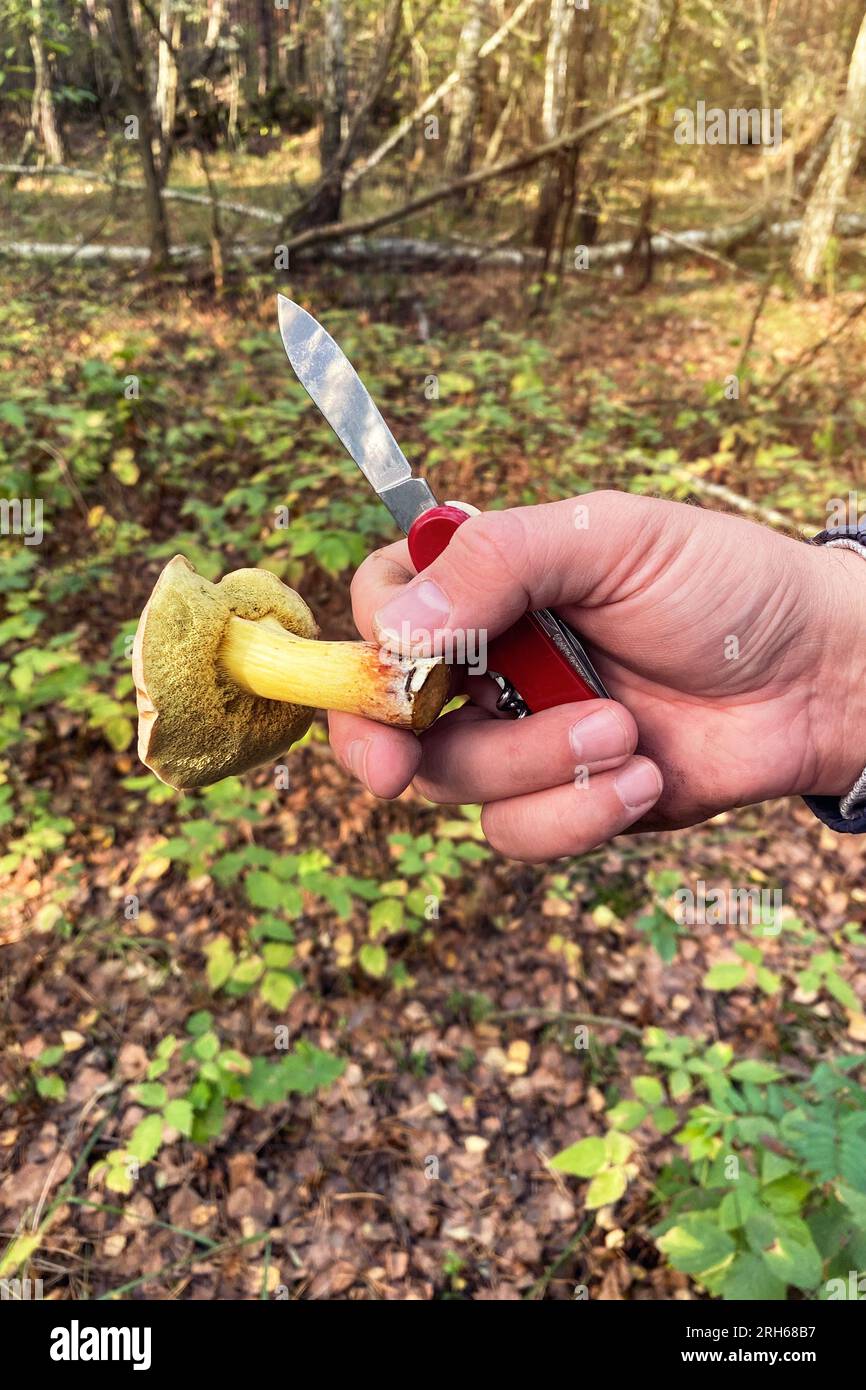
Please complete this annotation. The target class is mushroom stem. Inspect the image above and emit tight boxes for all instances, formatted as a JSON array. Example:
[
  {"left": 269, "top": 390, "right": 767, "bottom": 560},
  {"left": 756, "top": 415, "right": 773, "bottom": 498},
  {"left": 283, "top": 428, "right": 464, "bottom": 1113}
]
[{"left": 220, "top": 615, "right": 449, "bottom": 732}]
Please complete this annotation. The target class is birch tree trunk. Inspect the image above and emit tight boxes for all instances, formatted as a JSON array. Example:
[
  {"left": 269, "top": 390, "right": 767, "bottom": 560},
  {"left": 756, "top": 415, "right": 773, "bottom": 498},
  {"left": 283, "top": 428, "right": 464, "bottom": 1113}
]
[
  {"left": 155, "top": 0, "right": 181, "bottom": 172},
  {"left": 321, "top": 0, "right": 347, "bottom": 170},
  {"left": 532, "top": 0, "right": 575, "bottom": 247},
  {"left": 791, "top": 7, "right": 866, "bottom": 290},
  {"left": 288, "top": 0, "right": 402, "bottom": 232},
  {"left": 204, "top": 0, "right": 224, "bottom": 53},
  {"left": 444, "top": 0, "right": 485, "bottom": 182},
  {"left": 108, "top": 0, "right": 171, "bottom": 267},
  {"left": 294, "top": 0, "right": 347, "bottom": 226},
  {"left": 540, "top": 0, "right": 573, "bottom": 141},
  {"left": 256, "top": 0, "right": 273, "bottom": 98},
  {"left": 28, "top": 0, "right": 67, "bottom": 165}
]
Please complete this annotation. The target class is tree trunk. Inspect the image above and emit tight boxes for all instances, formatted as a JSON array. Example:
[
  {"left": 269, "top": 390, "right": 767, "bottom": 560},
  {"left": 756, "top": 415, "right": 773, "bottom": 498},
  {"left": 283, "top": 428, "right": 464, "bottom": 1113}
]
[
  {"left": 80, "top": 0, "right": 108, "bottom": 123},
  {"left": 626, "top": 0, "right": 680, "bottom": 289},
  {"left": 227, "top": 42, "right": 241, "bottom": 144},
  {"left": 531, "top": 0, "right": 575, "bottom": 248},
  {"left": 294, "top": 0, "right": 346, "bottom": 226},
  {"left": 285, "top": 0, "right": 307, "bottom": 89},
  {"left": 288, "top": 0, "right": 401, "bottom": 233},
  {"left": 204, "top": 0, "right": 224, "bottom": 53},
  {"left": 8, "top": 209, "right": 866, "bottom": 273},
  {"left": 108, "top": 0, "right": 171, "bottom": 268},
  {"left": 792, "top": 7, "right": 866, "bottom": 290},
  {"left": 321, "top": 0, "right": 347, "bottom": 169},
  {"left": 444, "top": 0, "right": 485, "bottom": 183},
  {"left": 155, "top": 0, "right": 181, "bottom": 174},
  {"left": 256, "top": 0, "right": 273, "bottom": 98},
  {"left": 540, "top": 0, "right": 573, "bottom": 140},
  {"left": 28, "top": 0, "right": 67, "bottom": 165}
]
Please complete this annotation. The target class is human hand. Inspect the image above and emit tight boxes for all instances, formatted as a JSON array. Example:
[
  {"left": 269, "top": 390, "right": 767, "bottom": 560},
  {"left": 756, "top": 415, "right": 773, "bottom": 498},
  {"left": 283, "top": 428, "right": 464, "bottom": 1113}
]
[{"left": 328, "top": 491, "right": 866, "bottom": 861}]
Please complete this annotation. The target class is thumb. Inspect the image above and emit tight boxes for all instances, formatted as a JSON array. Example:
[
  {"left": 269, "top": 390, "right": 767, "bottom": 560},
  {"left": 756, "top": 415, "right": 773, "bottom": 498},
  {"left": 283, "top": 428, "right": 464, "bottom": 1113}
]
[{"left": 372, "top": 492, "right": 665, "bottom": 651}]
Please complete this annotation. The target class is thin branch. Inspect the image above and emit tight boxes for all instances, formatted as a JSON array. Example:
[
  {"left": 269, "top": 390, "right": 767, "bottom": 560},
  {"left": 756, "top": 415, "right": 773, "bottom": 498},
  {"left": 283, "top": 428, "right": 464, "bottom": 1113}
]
[
  {"left": 734, "top": 272, "right": 774, "bottom": 379},
  {"left": 669, "top": 469, "right": 807, "bottom": 534},
  {"left": 487, "top": 1007, "right": 644, "bottom": 1038},
  {"left": 23, "top": 193, "right": 119, "bottom": 297}
]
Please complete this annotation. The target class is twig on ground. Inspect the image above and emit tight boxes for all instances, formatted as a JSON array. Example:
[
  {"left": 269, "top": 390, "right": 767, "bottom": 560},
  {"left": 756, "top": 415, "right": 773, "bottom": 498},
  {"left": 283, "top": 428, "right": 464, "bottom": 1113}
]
[{"left": 487, "top": 1007, "right": 644, "bottom": 1038}]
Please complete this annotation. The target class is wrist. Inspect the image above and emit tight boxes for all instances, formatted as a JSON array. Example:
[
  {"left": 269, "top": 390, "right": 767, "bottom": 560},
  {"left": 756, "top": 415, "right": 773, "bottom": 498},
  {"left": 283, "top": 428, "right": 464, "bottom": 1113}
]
[{"left": 803, "top": 543, "right": 866, "bottom": 799}]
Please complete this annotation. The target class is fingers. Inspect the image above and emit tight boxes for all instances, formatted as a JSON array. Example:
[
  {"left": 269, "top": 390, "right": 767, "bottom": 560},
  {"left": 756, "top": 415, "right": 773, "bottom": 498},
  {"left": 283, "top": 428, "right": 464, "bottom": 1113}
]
[
  {"left": 328, "top": 711, "right": 422, "bottom": 799},
  {"left": 414, "top": 699, "right": 638, "bottom": 804},
  {"left": 481, "top": 756, "right": 664, "bottom": 863},
  {"left": 330, "top": 699, "right": 662, "bottom": 856},
  {"left": 329, "top": 697, "right": 659, "bottom": 860},
  {"left": 366, "top": 492, "right": 677, "bottom": 652},
  {"left": 328, "top": 698, "right": 495, "bottom": 798},
  {"left": 349, "top": 540, "right": 414, "bottom": 641}
]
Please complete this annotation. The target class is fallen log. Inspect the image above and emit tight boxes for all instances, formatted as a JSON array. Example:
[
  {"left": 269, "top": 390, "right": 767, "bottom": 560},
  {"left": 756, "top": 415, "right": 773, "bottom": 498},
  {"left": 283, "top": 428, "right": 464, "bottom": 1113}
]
[
  {"left": 0, "top": 240, "right": 203, "bottom": 262},
  {"left": 2, "top": 210, "right": 865, "bottom": 272}
]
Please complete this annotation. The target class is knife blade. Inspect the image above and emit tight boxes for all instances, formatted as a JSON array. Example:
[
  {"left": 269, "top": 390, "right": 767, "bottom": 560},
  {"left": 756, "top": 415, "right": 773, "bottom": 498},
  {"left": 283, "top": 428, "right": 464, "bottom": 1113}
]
[
  {"left": 276, "top": 295, "right": 610, "bottom": 709},
  {"left": 277, "top": 295, "right": 437, "bottom": 533}
]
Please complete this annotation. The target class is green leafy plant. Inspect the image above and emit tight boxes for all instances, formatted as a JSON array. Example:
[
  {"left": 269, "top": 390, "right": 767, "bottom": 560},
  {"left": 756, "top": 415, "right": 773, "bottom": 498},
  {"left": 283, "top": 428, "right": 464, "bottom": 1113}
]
[
  {"left": 552, "top": 1031, "right": 866, "bottom": 1299},
  {"left": 653, "top": 1054, "right": 866, "bottom": 1300},
  {"left": 31, "top": 1045, "right": 68, "bottom": 1102},
  {"left": 703, "top": 940, "right": 781, "bottom": 995},
  {"left": 551, "top": 1130, "right": 638, "bottom": 1209},
  {"left": 90, "top": 1013, "right": 345, "bottom": 1194},
  {"left": 635, "top": 869, "right": 687, "bottom": 962},
  {"left": 795, "top": 949, "right": 859, "bottom": 1011},
  {"left": 204, "top": 918, "right": 300, "bottom": 1012}
]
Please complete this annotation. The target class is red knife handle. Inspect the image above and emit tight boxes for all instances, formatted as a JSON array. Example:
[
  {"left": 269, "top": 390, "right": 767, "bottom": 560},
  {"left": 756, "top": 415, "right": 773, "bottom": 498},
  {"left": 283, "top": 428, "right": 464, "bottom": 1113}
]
[{"left": 407, "top": 504, "right": 603, "bottom": 714}]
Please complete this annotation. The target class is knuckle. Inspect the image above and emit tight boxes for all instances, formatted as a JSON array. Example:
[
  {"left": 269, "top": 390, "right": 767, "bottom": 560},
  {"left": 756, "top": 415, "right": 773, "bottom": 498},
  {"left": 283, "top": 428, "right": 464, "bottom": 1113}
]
[
  {"left": 605, "top": 703, "right": 640, "bottom": 757},
  {"left": 445, "top": 511, "right": 533, "bottom": 596},
  {"left": 583, "top": 489, "right": 660, "bottom": 531}
]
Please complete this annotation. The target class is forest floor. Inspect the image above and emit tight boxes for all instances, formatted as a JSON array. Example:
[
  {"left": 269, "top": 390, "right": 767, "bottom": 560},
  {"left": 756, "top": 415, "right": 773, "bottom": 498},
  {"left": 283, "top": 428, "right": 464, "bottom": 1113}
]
[{"left": 2, "top": 163, "right": 866, "bottom": 1298}]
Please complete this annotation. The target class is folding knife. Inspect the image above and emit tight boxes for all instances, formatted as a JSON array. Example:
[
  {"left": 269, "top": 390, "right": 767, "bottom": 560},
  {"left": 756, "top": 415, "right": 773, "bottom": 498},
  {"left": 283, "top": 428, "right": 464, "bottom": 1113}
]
[{"left": 277, "top": 294, "right": 608, "bottom": 716}]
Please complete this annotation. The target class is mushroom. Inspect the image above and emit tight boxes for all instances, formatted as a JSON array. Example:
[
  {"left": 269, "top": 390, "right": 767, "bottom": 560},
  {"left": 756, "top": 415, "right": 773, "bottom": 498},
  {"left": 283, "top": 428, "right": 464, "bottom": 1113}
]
[{"left": 132, "top": 555, "right": 449, "bottom": 789}]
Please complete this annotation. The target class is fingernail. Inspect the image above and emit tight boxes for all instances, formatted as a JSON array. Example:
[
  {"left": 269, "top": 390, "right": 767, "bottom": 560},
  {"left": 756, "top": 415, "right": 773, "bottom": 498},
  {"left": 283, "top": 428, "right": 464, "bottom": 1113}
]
[
  {"left": 614, "top": 758, "right": 662, "bottom": 812},
  {"left": 345, "top": 738, "right": 370, "bottom": 788},
  {"left": 570, "top": 707, "right": 630, "bottom": 763},
  {"left": 374, "top": 579, "right": 451, "bottom": 648}
]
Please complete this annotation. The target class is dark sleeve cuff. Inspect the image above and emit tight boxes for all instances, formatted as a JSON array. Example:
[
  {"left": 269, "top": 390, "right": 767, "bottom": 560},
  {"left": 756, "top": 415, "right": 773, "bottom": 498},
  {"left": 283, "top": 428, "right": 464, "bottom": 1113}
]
[
  {"left": 801, "top": 528, "right": 866, "bottom": 833},
  {"left": 802, "top": 795, "right": 866, "bottom": 835}
]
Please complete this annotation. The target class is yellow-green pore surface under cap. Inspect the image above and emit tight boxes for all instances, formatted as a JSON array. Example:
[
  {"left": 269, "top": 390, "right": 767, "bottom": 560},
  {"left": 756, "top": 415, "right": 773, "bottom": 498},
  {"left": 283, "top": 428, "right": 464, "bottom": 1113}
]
[{"left": 134, "top": 555, "right": 318, "bottom": 789}]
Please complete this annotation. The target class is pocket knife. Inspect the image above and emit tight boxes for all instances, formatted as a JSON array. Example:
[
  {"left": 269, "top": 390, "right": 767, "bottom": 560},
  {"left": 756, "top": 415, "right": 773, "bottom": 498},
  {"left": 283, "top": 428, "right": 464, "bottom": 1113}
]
[{"left": 277, "top": 295, "right": 608, "bottom": 717}]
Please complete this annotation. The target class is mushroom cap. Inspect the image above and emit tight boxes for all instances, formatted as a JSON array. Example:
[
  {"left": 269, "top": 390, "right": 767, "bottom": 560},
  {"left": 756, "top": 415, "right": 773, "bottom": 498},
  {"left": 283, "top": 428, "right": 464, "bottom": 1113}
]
[{"left": 133, "top": 555, "right": 318, "bottom": 789}]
